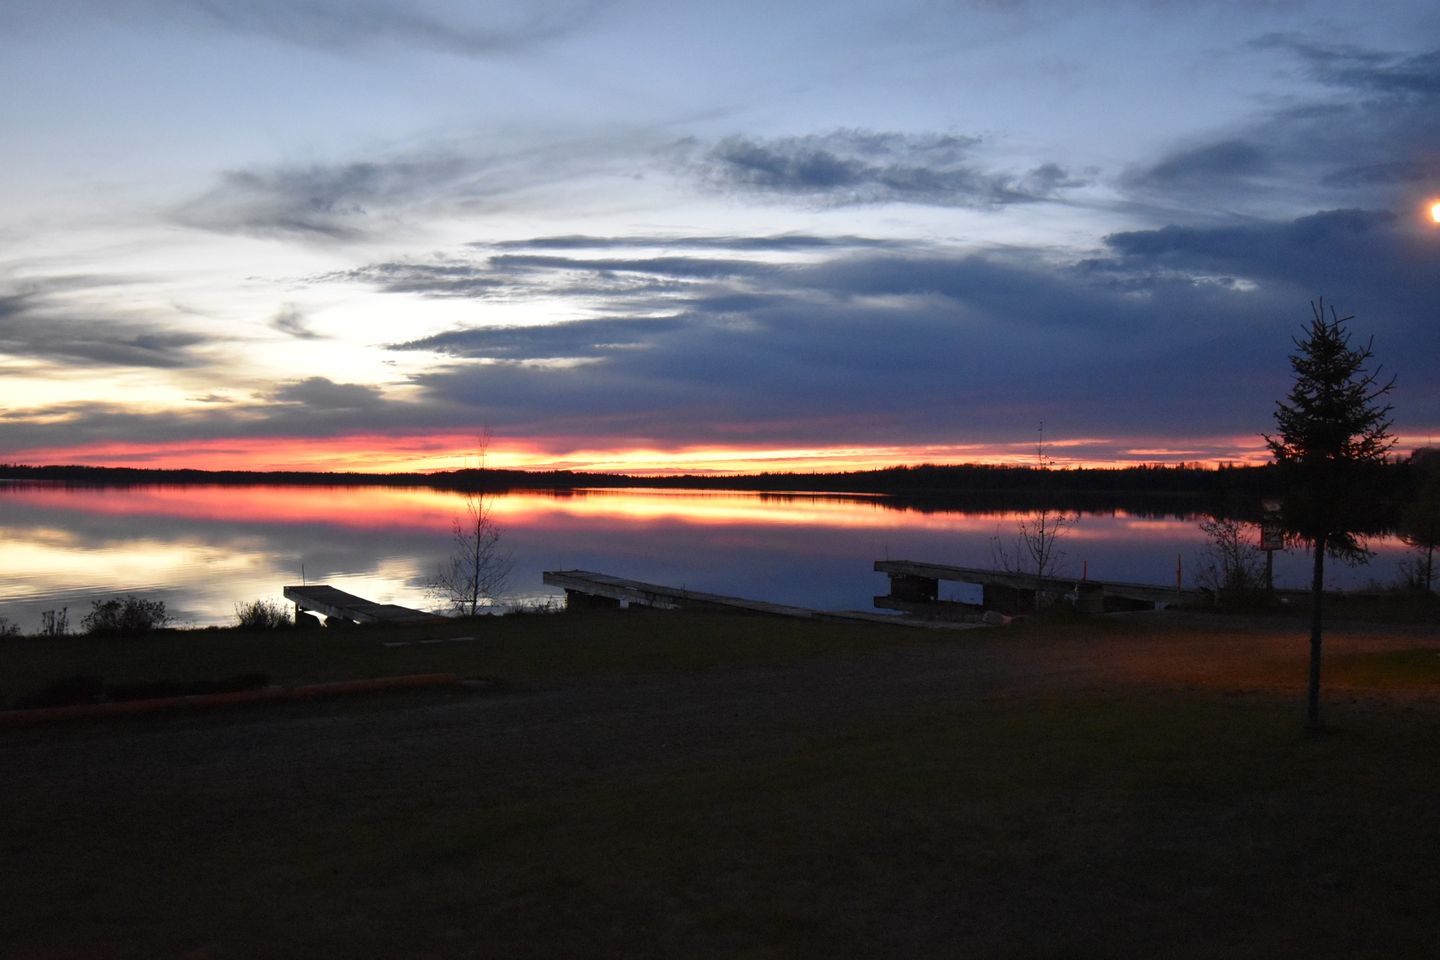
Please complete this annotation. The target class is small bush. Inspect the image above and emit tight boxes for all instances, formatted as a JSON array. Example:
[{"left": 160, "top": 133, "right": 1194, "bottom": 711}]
[
  {"left": 509, "top": 597, "right": 563, "bottom": 616},
  {"left": 234, "top": 599, "right": 292, "bottom": 630},
  {"left": 1194, "top": 516, "right": 1266, "bottom": 605},
  {"left": 0, "top": 616, "right": 20, "bottom": 638},
  {"left": 82, "top": 595, "right": 170, "bottom": 636}
]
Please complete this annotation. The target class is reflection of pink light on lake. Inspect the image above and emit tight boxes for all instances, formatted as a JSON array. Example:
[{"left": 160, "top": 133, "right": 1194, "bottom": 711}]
[
  {"left": 5, "top": 485, "right": 458, "bottom": 533},
  {"left": 3, "top": 486, "right": 1410, "bottom": 568},
  {"left": 1065, "top": 519, "right": 1211, "bottom": 541},
  {"left": 8, "top": 484, "right": 1042, "bottom": 534},
  {"left": 0, "top": 482, "right": 1415, "bottom": 628},
  {"left": 0, "top": 485, "right": 1270, "bottom": 544}
]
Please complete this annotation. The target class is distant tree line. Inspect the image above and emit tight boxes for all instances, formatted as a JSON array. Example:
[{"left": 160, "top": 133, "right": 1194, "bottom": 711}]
[{"left": 0, "top": 457, "right": 1427, "bottom": 528}]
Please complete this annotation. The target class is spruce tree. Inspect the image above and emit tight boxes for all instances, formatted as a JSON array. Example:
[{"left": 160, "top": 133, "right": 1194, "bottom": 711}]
[{"left": 1264, "top": 300, "right": 1395, "bottom": 733}]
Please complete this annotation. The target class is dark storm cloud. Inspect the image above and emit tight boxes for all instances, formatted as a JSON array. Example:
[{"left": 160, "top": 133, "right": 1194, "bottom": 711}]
[
  {"left": 683, "top": 130, "right": 1085, "bottom": 207},
  {"left": 175, "top": 155, "right": 467, "bottom": 241}
]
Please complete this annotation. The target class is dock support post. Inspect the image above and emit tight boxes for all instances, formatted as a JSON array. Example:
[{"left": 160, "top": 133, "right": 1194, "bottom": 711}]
[
  {"left": 888, "top": 573, "right": 939, "bottom": 604},
  {"left": 1076, "top": 582, "right": 1105, "bottom": 615},
  {"left": 564, "top": 589, "right": 620, "bottom": 610}
]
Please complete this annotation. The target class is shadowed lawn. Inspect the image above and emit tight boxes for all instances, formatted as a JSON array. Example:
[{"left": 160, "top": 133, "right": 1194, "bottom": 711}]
[
  {"left": 1, "top": 609, "right": 911, "bottom": 708},
  {"left": 374, "top": 698, "right": 1439, "bottom": 959},
  {"left": 2, "top": 610, "right": 1438, "bottom": 957}
]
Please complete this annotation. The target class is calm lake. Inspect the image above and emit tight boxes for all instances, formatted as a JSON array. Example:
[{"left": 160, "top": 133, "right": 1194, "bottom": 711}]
[{"left": 0, "top": 482, "right": 1413, "bottom": 630}]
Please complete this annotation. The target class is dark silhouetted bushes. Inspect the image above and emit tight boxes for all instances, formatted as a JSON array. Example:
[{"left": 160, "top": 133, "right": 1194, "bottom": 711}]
[
  {"left": 234, "top": 599, "right": 292, "bottom": 630},
  {"left": 81, "top": 596, "right": 170, "bottom": 636}
]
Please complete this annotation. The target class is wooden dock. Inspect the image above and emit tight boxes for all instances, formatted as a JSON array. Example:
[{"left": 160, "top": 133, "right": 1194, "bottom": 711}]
[
  {"left": 283, "top": 585, "right": 447, "bottom": 626},
  {"left": 542, "top": 570, "right": 976, "bottom": 629},
  {"left": 874, "top": 559, "right": 1205, "bottom": 615}
]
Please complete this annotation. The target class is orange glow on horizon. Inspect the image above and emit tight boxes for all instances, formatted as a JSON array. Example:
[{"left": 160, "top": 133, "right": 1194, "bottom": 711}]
[
  {"left": 1, "top": 431, "right": 1293, "bottom": 475},
  {"left": 1431, "top": 200, "right": 1440, "bottom": 223}
]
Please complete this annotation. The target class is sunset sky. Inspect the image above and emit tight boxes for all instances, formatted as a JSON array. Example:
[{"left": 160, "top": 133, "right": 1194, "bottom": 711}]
[{"left": 3, "top": 0, "right": 1438, "bottom": 474}]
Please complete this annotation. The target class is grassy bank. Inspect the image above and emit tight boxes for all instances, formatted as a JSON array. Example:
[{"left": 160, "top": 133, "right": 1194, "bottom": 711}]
[
  {"left": 3, "top": 610, "right": 1439, "bottom": 957},
  {"left": 0, "top": 609, "right": 919, "bottom": 709},
  {"left": 5, "top": 606, "right": 1437, "bottom": 709}
]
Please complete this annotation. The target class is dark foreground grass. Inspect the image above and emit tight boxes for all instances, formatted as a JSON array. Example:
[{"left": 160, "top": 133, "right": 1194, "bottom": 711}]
[
  {"left": 7, "top": 692, "right": 1439, "bottom": 959},
  {"left": 3, "top": 611, "right": 1438, "bottom": 958},
  {"left": 384, "top": 699, "right": 1440, "bottom": 960},
  {"left": 0, "top": 609, "right": 902, "bottom": 708}
]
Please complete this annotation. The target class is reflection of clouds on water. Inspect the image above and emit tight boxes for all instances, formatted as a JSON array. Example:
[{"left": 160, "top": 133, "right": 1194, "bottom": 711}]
[
  {"left": 0, "top": 484, "right": 1413, "bottom": 630},
  {"left": 0, "top": 487, "right": 445, "bottom": 628}
]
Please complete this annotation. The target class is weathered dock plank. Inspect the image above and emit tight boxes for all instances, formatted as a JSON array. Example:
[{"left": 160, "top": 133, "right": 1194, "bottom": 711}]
[
  {"left": 283, "top": 585, "right": 446, "bottom": 626},
  {"left": 874, "top": 559, "right": 1204, "bottom": 613},
  {"left": 542, "top": 570, "right": 976, "bottom": 629}
]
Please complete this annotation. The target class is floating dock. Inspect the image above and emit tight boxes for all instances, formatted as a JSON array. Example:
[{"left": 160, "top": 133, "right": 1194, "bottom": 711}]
[
  {"left": 873, "top": 559, "right": 1203, "bottom": 615},
  {"left": 541, "top": 570, "right": 975, "bottom": 629},
  {"left": 283, "top": 585, "right": 447, "bottom": 626}
]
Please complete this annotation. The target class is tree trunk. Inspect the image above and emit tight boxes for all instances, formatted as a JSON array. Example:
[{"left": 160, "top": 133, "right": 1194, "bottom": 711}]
[{"left": 1306, "top": 532, "right": 1326, "bottom": 734}]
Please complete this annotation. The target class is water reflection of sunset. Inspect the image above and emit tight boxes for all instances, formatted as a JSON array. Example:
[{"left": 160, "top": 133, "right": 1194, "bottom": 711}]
[
  {"left": 2, "top": 484, "right": 1212, "bottom": 537},
  {"left": 3, "top": 535, "right": 263, "bottom": 586},
  {"left": 5, "top": 484, "right": 457, "bottom": 532},
  {"left": 0, "top": 483, "right": 949, "bottom": 532},
  {"left": 0, "top": 483, "right": 1411, "bottom": 629}
]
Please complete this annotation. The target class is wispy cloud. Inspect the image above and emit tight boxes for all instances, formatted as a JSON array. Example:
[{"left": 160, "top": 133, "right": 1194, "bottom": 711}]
[
  {"left": 268, "top": 377, "right": 386, "bottom": 411},
  {"left": 392, "top": 316, "right": 688, "bottom": 361},
  {"left": 488, "top": 234, "right": 896, "bottom": 252},
  {"left": 14, "top": 0, "right": 605, "bottom": 58},
  {"left": 174, "top": 155, "right": 469, "bottom": 241},
  {"left": 678, "top": 129, "right": 1085, "bottom": 207},
  {"left": 0, "top": 280, "right": 210, "bottom": 370},
  {"left": 270, "top": 304, "right": 324, "bottom": 340},
  {"left": 1125, "top": 40, "right": 1440, "bottom": 208},
  {"left": 1256, "top": 35, "right": 1440, "bottom": 97},
  {"left": 319, "top": 249, "right": 781, "bottom": 304},
  {"left": 1133, "top": 139, "right": 1270, "bottom": 189},
  {"left": 6, "top": 203, "right": 1438, "bottom": 458}
]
